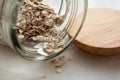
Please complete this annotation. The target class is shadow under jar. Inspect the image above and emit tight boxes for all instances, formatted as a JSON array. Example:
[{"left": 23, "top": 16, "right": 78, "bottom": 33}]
[{"left": 0, "top": 0, "right": 87, "bottom": 61}]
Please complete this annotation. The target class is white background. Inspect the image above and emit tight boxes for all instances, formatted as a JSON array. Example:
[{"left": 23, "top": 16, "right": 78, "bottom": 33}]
[{"left": 1, "top": 0, "right": 120, "bottom": 80}]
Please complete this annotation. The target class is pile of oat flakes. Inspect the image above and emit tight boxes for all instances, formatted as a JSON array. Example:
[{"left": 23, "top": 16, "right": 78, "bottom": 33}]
[{"left": 16, "top": 0, "right": 65, "bottom": 54}]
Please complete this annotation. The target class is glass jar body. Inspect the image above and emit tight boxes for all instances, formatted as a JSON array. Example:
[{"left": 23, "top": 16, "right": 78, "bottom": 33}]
[{"left": 0, "top": 0, "right": 88, "bottom": 61}]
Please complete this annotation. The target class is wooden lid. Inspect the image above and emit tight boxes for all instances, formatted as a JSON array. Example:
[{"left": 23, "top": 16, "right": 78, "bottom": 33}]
[{"left": 69, "top": 8, "right": 120, "bottom": 55}]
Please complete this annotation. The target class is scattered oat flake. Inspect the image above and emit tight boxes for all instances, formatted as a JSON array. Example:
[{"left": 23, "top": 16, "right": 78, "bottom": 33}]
[
  {"left": 39, "top": 75, "right": 46, "bottom": 80},
  {"left": 68, "top": 55, "right": 74, "bottom": 61},
  {"left": 56, "top": 68, "right": 62, "bottom": 73},
  {"left": 58, "top": 56, "right": 65, "bottom": 60},
  {"left": 50, "top": 59, "right": 56, "bottom": 64},
  {"left": 55, "top": 61, "right": 63, "bottom": 68},
  {"left": 30, "top": 0, "right": 35, "bottom": 2},
  {"left": 44, "top": 47, "right": 54, "bottom": 53},
  {"left": 18, "top": 34, "right": 24, "bottom": 39}
]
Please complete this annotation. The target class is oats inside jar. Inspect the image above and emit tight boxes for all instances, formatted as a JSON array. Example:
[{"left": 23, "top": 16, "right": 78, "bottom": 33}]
[{"left": 16, "top": 0, "right": 65, "bottom": 56}]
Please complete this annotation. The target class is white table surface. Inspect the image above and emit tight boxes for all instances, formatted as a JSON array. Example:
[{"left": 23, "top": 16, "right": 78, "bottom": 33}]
[
  {"left": 1, "top": 44, "right": 120, "bottom": 80},
  {"left": 1, "top": 0, "right": 120, "bottom": 80}
]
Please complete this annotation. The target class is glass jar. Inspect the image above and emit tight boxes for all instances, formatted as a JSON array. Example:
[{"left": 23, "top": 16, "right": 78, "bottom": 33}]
[{"left": 0, "top": 0, "right": 88, "bottom": 61}]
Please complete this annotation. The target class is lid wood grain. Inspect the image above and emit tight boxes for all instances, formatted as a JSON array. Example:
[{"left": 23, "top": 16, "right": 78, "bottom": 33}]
[{"left": 69, "top": 8, "right": 120, "bottom": 55}]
